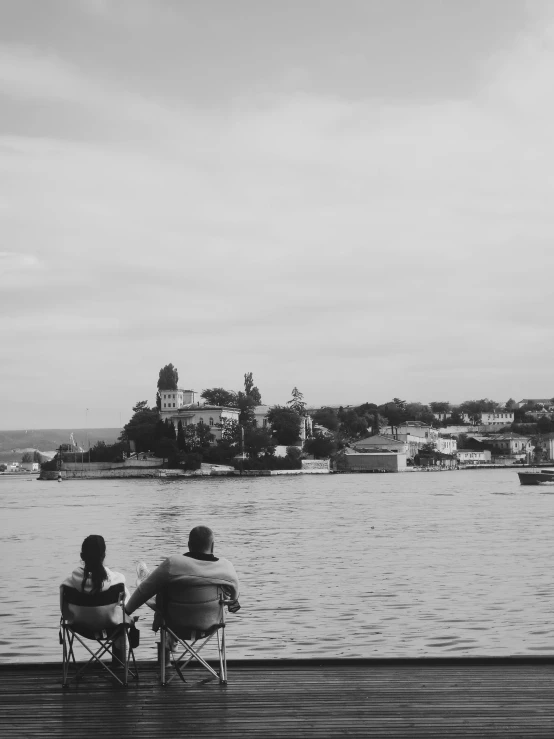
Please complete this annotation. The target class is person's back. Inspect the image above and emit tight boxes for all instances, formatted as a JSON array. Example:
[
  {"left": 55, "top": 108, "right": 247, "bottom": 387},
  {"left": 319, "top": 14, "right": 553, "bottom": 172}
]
[
  {"left": 125, "top": 526, "right": 240, "bottom": 627},
  {"left": 60, "top": 534, "right": 129, "bottom": 632}
]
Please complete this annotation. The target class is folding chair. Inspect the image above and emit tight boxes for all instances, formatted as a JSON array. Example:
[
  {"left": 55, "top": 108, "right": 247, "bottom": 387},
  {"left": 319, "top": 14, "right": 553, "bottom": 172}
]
[
  {"left": 60, "top": 583, "right": 139, "bottom": 688},
  {"left": 158, "top": 584, "right": 235, "bottom": 686}
]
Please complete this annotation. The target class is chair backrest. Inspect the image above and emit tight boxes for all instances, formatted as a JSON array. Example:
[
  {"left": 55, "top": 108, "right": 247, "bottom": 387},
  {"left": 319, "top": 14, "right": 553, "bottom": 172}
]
[
  {"left": 162, "top": 582, "right": 224, "bottom": 635},
  {"left": 62, "top": 583, "right": 125, "bottom": 631}
]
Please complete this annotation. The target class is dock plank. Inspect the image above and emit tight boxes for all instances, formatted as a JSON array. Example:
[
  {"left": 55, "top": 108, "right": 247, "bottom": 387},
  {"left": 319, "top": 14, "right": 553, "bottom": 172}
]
[{"left": 1, "top": 660, "right": 554, "bottom": 737}]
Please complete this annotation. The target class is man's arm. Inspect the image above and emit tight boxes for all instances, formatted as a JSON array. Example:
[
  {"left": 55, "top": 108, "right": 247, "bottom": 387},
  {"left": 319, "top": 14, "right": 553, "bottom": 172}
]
[{"left": 125, "top": 558, "right": 171, "bottom": 615}]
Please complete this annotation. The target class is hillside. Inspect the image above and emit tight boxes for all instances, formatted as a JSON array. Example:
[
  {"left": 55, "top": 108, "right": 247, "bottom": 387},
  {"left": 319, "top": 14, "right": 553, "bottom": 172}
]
[{"left": 0, "top": 428, "right": 122, "bottom": 462}]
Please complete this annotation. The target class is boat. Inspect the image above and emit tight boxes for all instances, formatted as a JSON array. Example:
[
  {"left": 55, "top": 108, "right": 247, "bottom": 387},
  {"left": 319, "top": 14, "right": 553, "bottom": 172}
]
[{"left": 518, "top": 469, "right": 554, "bottom": 485}]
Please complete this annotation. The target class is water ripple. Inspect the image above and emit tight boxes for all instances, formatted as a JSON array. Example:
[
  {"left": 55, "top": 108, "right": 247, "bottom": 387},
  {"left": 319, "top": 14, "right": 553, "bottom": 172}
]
[{"left": 1, "top": 469, "right": 553, "bottom": 661}]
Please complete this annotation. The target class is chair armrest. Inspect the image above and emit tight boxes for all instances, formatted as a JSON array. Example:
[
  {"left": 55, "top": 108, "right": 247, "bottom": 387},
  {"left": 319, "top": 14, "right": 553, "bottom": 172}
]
[{"left": 221, "top": 598, "right": 241, "bottom": 613}]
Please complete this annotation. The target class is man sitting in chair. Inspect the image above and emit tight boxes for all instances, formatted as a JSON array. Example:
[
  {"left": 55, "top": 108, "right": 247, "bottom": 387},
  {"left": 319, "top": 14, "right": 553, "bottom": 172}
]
[{"left": 124, "top": 526, "right": 240, "bottom": 631}]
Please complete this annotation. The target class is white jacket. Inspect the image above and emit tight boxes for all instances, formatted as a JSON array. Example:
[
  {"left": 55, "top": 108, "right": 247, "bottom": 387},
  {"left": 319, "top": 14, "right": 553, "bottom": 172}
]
[{"left": 60, "top": 565, "right": 130, "bottom": 629}]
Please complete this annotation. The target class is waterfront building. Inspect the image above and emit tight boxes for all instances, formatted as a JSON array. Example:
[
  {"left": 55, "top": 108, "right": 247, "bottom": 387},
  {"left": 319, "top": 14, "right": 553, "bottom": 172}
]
[
  {"left": 379, "top": 422, "right": 437, "bottom": 458},
  {"left": 350, "top": 434, "right": 411, "bottom": 456},
  {"left": 159, "top": 388, "right": 240, "bottom": 441},
  {"left": 467, "top": 433, "right": 531, "bottom": 460},
  {"left": 456, "top": 449, "right": 492, "bottom": 465},
  {"left": 436, "top": 435, "right": 457, "bottom": 455},
  {"left": 341, "top": 448, "right": 407, "bottom": 472},
  {"left": 159, "top": 391, "right": 312, "bottom": 443}
]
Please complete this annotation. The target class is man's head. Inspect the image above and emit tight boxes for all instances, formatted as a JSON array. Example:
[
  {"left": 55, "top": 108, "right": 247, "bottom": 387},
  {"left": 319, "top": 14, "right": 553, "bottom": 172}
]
[{"left": 188, "top": 525, "right": 214, "bottom": 554}]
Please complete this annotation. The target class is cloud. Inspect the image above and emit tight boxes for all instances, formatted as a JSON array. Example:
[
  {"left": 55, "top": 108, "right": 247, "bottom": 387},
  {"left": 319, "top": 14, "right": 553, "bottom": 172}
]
[
  {"left": 0, "top": 251, "right": 40, "bottom": 268},
  {"left": 1, "top": 4, "right": 554, "bottom": 425}
]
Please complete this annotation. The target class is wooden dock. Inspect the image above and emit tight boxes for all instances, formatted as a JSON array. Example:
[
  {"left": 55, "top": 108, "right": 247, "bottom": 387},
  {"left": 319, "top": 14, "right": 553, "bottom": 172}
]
[{"left": 1, "top": 658, "right": 554, "bottom": 737}]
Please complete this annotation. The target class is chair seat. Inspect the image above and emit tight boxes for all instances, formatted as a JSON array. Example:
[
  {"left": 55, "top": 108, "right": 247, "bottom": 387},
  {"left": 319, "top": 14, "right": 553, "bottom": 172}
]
[
  {"left": 68, "top": 622, "right": 127, "bottom": 641},
  {"left": 167, "top": 622, "right": 224, "bottom": 641}
]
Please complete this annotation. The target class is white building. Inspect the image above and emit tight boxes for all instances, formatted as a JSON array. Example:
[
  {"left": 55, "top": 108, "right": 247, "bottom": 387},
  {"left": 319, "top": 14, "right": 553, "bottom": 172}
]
[
  {"left": 457, "top": 449, "right": 491, "bottom": 464},
  {"left": 480, "top": 411, "right": 514, "bottom": 426},
  {"left": 159, "top": 388, "right": 197, "bottom": 411},
  {"left": 159, "top": 388, "right": 240, "bottom": 441},
  {"left": 381, "top": 422, "right": 432, "bottom": 440},
  {"left": 436, "top": 435, "right": 457, "bottom": 455},
  {"left": 159, "top": 391, "right": 312, "bottom": 443},
  {"left": 21, "top": 462, "right": 40, "bottom": 472},
  {"left": 468, "top": 433, "right": 532, "bottom": 459}
]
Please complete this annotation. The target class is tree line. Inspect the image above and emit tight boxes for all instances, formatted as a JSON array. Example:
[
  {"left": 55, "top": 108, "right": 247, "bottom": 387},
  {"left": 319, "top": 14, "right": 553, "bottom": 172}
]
[{"left": 114, "top": 366, "right": 318, "bottom": 470}]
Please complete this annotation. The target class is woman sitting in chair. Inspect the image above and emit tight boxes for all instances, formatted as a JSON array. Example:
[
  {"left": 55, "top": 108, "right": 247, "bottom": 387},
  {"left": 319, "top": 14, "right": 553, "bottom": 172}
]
[
  {"left": 60, "top": 535, "right": 130, "bottom": 657},
  {"left": 61, "top": 534, "right": 129, "bottom": 606}
]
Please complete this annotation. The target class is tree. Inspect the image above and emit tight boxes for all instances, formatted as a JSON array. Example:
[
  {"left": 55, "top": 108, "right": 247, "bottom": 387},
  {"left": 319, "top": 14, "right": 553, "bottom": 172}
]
[
  {"left": 155, "top": 437, "right": 179, "bottom": 466},
  {"left": 120, "top": 400, "right": 160, "bottom": 453},
  {"left": 243, "top": 372, "right": 262, "bottom": 405},
  {"left": 429, "top": 401, "right": 451, "bottom": 413},
  {"left": 243, "top": 427, "right": 275, "bottom": 458},
  {"left": 165, "top": 418, "right": 176, "bottom": 441},
  {"left": 505, "top": 398, "right": 518, "bottom": 410},
  {"left": 201, "top": 388, "right": 238, "bottom": 407},
  {"left": 267, "top": 406, "right": 301, "bottom": 445},
  {"left": 419, "top": 442, "right": 437, "bottom": 454},
  {"left": 338, "top": 408, "right": 369, "bottom": 439},
  {"left": 287, "top": 387, "right": 306, "bottom": 415},
  {"left": 156, "top": 392, "right": 161, "bottom": 410},
  {"left": 195, "top": 423, "right": 215, "bottom": 450},
  {"left": 87, "top": 440, "right": 127, "bottom": 463},
  {"left": 176, "top": 420, "right": 186, "bottom": 451},
  {"left": 404, "top": 402, "right": 435, "bottom": 426},
  {"left": 537, "top": 416, "right": 554, "bottom": 434},
  {"left": 237, "top": 392, "right": 257, "bottom": 427},
  {"left": 182, "top": 423, "right": 214, "bottom": 454},
  {"left": 312, "top": 407, "right": 339, "bottom": 432},
  {"left": 157, "top": 363, "right": 179, "bottom": 391},
  {"left": 303, "top": 433, "right": 337, "bottom": 459},
  {"left": 449, "top": 408, "right": 465, "bottom": 425},
  {"left": 221, "top": 418, "right": 241, "bottom": 443},
  {"left": 154, "top": 418, "right": 173, "bottom": 441},
  {"left": 378, "top": 401, "right": 407, "bottom": 427},
  {"left": 459, "top": 398, "right": 500, "bottom": 415},
  {"left": 21, "top": 452, "right": 33, "bottom": 463},
  {"left": 286, "top": 446, "right": 303, "bottom": 464}
]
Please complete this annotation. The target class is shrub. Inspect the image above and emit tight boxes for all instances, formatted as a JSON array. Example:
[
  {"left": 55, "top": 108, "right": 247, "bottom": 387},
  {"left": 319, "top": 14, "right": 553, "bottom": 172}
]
[{"left": 182, "top": 452, "right": 203, "bottom": 471}]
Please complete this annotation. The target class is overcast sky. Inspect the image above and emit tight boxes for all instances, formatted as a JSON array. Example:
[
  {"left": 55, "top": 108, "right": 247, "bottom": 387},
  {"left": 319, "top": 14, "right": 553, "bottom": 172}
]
[{"left": 1, "top": 0, "right": 553, "bottom": 429}]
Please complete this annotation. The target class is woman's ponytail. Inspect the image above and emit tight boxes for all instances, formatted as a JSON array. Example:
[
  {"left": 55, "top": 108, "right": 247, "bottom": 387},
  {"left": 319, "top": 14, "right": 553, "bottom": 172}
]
[{"left": 80, "top": 535, "right": 108, "bottom": 592}]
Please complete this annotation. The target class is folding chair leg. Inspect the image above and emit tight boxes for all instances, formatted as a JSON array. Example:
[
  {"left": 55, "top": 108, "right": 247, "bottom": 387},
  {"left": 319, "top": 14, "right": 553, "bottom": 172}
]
[
  {"left": 217, "top": 629, "right": 225, "bottom": 683},
  {"left": 123, "top": 630, "right": 128, "bottom": 687},
  {"left": 63, "top": 631, "right": 78, "bottom": 687},
  {"left": 219, "top": 628, "right": 227, "bottom": 684},
  {"left": 62, "top": 627, "right": 69, "bottom": 687},
  {"left": 160, "top": 628, "right": 166, "bottom": 686}
]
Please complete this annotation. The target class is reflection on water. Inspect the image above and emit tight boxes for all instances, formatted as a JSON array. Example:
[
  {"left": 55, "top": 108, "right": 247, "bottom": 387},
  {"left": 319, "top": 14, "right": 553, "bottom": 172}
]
[{"left": 2, "top": 470, "right": 554, "bottom": 663}]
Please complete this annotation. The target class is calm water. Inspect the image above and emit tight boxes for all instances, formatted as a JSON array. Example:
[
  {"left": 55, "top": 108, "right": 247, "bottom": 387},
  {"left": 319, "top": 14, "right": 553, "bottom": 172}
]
[{"left": 1, "top": 470, "right": 553, "bottom": 663}]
